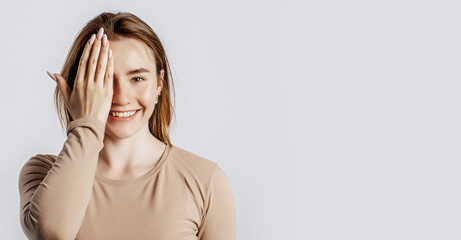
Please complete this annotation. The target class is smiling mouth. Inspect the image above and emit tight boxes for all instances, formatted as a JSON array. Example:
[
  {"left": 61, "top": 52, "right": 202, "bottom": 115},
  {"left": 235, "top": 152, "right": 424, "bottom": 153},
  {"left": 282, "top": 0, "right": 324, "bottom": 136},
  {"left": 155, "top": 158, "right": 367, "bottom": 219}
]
[{"left": 109, "top": 109, "right": 140, "bottom": 118}]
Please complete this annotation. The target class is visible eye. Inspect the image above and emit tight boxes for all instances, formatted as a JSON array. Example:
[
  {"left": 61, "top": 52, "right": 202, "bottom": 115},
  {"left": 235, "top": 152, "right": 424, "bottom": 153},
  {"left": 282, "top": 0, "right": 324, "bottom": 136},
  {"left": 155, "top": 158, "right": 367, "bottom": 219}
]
[{"left": 132, "top": 77, "right": 145, "bottom": 82}]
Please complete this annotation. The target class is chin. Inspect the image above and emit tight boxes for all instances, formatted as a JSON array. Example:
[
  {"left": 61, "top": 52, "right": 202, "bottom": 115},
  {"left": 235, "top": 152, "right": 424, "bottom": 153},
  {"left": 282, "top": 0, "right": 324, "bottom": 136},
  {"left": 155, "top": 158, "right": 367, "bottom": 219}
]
[
  {"left": 105, "top": 123, "right": 144, "bottom": 139},
  {"left": 106, "top": 129, "right": 136, "bottom": 139},
  {"left": 105, "top": 109, "right": 149, "bottom": 139}
]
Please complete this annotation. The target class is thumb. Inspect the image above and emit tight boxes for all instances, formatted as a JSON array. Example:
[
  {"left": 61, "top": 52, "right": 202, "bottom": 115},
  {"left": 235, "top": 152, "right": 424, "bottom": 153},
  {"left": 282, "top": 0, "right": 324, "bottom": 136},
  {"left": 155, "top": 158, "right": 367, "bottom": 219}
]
[{"left": 53, "top": 73, "right": 72, "bottom": 108}]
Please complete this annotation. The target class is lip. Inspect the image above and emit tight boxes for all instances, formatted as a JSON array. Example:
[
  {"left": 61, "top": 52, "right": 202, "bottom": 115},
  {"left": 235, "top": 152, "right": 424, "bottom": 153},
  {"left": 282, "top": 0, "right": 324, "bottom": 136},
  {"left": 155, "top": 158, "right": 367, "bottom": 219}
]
[
  {"left": 110, "top": 109, "right": 140, "bottom": 113},
  {"left": 108, "top": 109, "right": 140, "bottom": 121}
]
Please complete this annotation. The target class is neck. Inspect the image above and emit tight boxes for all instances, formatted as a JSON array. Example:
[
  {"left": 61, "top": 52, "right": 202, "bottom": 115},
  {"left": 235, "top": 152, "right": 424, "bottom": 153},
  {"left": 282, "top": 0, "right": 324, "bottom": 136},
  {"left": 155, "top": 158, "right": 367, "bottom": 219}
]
[{"left": 98, "top": 124, "right": 166, "bottom": 172}]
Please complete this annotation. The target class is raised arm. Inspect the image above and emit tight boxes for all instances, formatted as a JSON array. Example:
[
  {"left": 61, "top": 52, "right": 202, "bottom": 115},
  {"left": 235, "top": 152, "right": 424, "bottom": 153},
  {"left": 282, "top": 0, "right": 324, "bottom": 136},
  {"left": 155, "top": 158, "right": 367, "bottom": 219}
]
[
  {"left": 18, "top": 117, "right": 104, "bottom": 239},
  {"left": 18, "top": 26, "right": 114, "bottom": 239}
]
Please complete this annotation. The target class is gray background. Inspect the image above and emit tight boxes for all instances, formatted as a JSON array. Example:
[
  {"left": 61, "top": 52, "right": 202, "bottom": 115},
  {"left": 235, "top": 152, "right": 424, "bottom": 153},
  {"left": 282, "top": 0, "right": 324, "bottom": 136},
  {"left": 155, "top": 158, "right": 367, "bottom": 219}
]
[{"left": 1, "top": 0, "right": 460, "bottom": 239}]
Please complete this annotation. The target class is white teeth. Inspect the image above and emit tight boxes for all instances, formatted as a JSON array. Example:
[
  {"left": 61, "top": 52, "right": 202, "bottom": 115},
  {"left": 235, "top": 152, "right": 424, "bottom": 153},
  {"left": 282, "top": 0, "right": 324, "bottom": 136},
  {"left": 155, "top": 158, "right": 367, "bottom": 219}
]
[{"left": 110, "top": 110, "right": 137, "bottom": 118}]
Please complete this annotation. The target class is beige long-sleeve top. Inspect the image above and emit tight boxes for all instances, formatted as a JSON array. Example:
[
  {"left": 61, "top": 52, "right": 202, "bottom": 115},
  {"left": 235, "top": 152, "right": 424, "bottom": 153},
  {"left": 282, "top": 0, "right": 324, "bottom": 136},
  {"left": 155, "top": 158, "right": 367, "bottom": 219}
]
[{"left": 18, "top": 117, "right": 236, "bottom": 240}]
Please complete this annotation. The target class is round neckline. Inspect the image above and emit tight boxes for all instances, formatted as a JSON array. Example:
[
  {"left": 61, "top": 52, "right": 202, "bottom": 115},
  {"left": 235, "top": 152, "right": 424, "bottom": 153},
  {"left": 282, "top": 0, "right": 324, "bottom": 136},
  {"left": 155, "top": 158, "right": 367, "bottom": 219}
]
[{"left": 95, "top": 144, "right": 173, "bottom": 185}]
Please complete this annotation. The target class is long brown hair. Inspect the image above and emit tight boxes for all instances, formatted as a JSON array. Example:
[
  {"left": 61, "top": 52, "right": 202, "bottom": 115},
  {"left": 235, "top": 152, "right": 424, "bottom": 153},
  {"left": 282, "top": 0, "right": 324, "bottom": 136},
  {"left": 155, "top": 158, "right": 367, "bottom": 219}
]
[{"left": 54, "top": 11, "right": 176, "bottom": 146}]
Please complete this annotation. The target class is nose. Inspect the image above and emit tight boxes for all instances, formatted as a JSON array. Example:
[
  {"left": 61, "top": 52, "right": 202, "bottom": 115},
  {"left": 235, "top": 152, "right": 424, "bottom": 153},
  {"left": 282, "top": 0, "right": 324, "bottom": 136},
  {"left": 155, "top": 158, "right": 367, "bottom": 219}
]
[{"left": 112, "top": 79, "right": 130, "bottom": 105}]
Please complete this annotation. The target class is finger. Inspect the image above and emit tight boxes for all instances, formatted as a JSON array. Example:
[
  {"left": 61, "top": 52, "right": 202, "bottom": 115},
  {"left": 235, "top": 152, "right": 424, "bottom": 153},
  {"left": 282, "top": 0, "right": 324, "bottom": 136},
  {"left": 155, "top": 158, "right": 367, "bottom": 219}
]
[
  {"left": 75, "top": 33, "right": 96, "bottom": 91},
  {"left": 54, "top": 73, "right": 71, "bottom": 108},
  {"left": 86, "top": 27, "right": 104, "bottom": 89},
  {"left": 105, "top": 48, "right": 114, "bottom": 92},
  {"left": 94, "top": 33, "right": 109, "bottom": 90},
  {"left": 46, "top": 70, "right": 57, "bottom": 83}
]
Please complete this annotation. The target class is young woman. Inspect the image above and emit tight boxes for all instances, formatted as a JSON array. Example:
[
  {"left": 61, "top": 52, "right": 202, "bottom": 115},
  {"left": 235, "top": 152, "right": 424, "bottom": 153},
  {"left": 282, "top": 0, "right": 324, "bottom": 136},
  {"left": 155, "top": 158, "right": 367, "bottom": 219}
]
[{"left": 18, "top": 11, "right": 236, "bottom": 240}]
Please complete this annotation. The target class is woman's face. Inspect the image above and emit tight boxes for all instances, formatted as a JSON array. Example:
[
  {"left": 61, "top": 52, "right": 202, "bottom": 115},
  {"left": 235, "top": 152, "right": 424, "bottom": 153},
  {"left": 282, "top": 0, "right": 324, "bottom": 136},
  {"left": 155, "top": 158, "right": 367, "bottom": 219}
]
[{"left": 104, "top": 36, "right": 163, "bottom": 139}]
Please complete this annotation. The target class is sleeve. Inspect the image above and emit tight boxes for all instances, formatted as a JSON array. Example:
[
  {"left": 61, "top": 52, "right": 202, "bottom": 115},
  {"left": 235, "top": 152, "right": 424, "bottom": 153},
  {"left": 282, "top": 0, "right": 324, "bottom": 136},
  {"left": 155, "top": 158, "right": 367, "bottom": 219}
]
[
  {"left": 18, "top": 117, "right": 105, "bottom": 240},
  {"left": 198, "top": 165, "right": 236, "bottom": 240}
]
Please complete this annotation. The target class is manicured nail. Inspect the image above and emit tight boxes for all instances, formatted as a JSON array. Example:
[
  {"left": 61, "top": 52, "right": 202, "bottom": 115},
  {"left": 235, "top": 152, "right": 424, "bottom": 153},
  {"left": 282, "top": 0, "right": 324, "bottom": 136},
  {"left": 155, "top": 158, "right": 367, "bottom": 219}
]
[
  {"left": 109, "top": 49, "right": 112, "bottom": 59},
  {"left": 89, "top": 34, "right": 96, "bottom": 45},
  {"left": 97, "top": 27, "right": 104, "bottom": 40},
  {"left": 46, "top": 71, "right": 57, "bottom": 82},
  {"left": 102, "top": 34, "right": 107, "bottom": 46}
]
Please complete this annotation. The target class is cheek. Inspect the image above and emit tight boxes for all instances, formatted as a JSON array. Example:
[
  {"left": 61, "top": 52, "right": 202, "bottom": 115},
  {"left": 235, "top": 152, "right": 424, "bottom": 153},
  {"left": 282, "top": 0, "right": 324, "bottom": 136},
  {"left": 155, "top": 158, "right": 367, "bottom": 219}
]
[{"left": 136, "top": 87, "right": 157, "bottom": 106}]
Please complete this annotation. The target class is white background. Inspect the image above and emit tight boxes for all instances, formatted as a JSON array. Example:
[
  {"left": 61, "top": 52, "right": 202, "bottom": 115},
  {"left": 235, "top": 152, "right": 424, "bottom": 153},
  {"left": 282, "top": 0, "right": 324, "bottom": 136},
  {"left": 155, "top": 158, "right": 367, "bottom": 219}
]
[{"left": 1, "top": 0, "right": 460, "bottom": 239}]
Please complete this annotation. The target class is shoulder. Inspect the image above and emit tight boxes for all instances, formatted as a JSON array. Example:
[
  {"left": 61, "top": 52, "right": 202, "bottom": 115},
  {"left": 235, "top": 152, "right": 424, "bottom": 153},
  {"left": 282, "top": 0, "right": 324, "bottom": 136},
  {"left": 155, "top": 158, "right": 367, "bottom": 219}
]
[
  {"left": 168, "top": 145, "right": 220, "bottom": 182},
  {"left": 20, "top": 154, "right": 57, "bottom": 172},
  {"left": 19, "top": 154, "right": 58, "bottom": 176},
  {"left": 18, "top": 154, "right": 58, "bottom": 190},
  {"left": 169, "top": 145, "right": 218, "bottom": 170}
]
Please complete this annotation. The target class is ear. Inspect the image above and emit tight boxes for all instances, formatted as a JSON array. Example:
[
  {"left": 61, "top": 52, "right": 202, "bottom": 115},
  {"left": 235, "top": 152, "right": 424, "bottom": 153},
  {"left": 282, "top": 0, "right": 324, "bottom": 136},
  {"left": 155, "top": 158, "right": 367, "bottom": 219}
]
[{"left": 157, "top": 69, "right": 165, "bottom": 92}]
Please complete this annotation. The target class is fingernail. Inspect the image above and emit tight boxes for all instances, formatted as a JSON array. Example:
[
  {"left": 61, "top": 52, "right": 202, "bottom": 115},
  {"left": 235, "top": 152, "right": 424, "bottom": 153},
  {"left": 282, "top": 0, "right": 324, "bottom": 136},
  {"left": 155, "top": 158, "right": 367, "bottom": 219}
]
[
  {"left": 46, "top": 71, "right": 57, "bottom": 82},
  {"left": 109, "top": 49, "right": 112, "bottom": 59},
  {"left": 102, "top": 34, "right": 107, "bottom": 46},
  {"left": 89, "top": 34, "right": 96, "bottom": 45},
  {"left": 97, "top": 27, "right": 104, "bottom": 40}
]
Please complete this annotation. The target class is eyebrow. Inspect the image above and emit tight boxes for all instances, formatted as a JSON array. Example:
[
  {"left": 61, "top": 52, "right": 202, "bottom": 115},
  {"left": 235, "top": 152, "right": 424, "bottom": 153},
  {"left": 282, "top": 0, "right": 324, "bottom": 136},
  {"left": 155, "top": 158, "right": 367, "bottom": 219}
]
[{"left": 126, "top": 68, "right": 150, "bottom": 75}]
